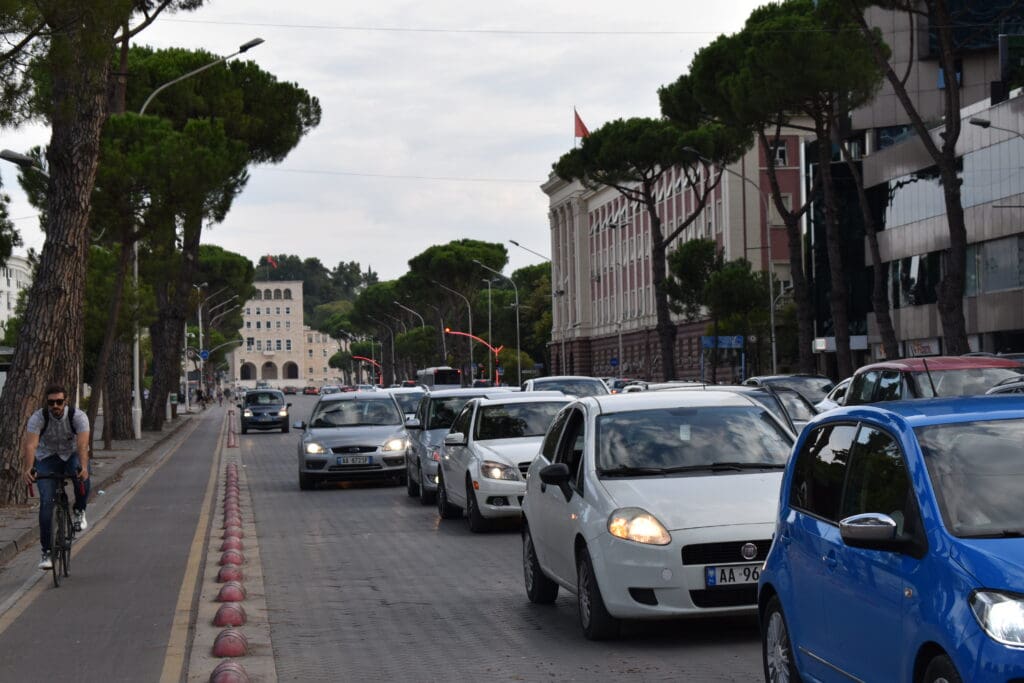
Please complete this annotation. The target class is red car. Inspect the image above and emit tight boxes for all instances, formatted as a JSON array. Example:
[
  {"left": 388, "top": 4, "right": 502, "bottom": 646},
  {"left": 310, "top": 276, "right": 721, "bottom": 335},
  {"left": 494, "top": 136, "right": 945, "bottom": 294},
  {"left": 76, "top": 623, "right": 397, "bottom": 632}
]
[
  {"left": 846, "top": 356, "right": 1023, "bottom": 405},
  {"left": 302, "top": 386, "right": 320, "bottom": 395}
]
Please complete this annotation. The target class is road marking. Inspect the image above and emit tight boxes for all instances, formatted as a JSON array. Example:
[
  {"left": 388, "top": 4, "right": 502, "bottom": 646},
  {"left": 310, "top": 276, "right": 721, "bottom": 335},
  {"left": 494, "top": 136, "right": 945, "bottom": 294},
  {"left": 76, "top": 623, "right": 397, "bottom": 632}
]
[
  {"left": 159, "top": 413, "right": 226, "bottom": 683},
  {"left": 0, "top": 416, "right": 202, "bottom": 637}
]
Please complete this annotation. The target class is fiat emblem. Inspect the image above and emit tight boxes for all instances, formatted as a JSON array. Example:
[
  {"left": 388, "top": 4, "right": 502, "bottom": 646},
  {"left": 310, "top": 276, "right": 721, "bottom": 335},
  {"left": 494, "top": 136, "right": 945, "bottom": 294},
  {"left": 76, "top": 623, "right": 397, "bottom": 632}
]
[{"left": 741, "top": 543, "right": 758, "bottom": 560}]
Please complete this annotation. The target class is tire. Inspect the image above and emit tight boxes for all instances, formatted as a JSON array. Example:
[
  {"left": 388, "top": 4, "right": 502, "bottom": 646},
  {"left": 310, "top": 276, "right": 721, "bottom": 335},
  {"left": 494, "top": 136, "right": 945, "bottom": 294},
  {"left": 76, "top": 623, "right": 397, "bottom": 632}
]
[
  {"left": 406, "top": 461, "right": 421, "bottom": 497},
  {"left": 762, "top": 594, "right": 801, "bottom": 683},
  {"left": 298, "top": 472, "right": 316, "bottom": 491},
  {"left": 418, "top": 464, "right": 435, "bottom": 506},
  {"left": 576, "top": 549, "right": 619, "bottom": 640},
  {"left": 436, "top": 471, "right": 461, "bottom": 520},
  {"left": 466, "top": 479, "right": 489, "bottom": 533},
  {"left": 241, "top": 423, "right": 248, "bottom": 435},
  {"left": 61, "top": 507, "right": 71, "bottom": 577},
  {"left": 282, "top": 423, "right": 289, "bottom": 434},
  {"left": 50, "top": 505, "right": 62, "bottom": 588},
  {"left": 923, "top": 655, "right": 962, "bottom": 683},
  {"left": 523, "top": 524, "right": 558, "bottom": 603}
]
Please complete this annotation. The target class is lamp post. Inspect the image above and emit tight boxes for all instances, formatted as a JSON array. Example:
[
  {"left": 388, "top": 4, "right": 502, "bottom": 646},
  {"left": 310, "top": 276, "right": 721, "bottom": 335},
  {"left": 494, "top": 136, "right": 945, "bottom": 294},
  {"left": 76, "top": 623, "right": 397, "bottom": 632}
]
[
  {"left": 483, "top": 278, "right": 495, "bottom": 380},
  {"left": 508, "top": 239, "right": 550, "bottom": 262},
  {"left": 969, "top": 117, "right": 1023, "bottom": 138},
  {"left": 473, "top": 260, "right": 521, "bottom": 386},
  {"left": 131, "top": 37, "right": 264, "bottom": 437},
  {"left": 426, "top": 303, "right": 447, "bottom": 361},
  {"left": 193, "top": 282, "right": 207, "bottom": 397},
  {"left": 432, "top": 280, "right": 473, "bottom": 379},
  {"left": 368, "top": 315, "right": 395, "bottom": 386},
  {"left": 393, "top": 301, "right": 425, "bottom": 328},
  {"left": 684, "top": 146, "right": 777, "bottom": 374}
]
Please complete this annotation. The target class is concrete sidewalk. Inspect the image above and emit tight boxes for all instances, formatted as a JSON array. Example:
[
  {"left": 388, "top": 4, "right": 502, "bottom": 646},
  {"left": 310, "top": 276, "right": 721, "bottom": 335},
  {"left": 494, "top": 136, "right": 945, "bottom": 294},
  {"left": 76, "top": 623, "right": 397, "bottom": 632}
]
[{"left": 0, "top": 410, "right": 198, "bottom": 566}]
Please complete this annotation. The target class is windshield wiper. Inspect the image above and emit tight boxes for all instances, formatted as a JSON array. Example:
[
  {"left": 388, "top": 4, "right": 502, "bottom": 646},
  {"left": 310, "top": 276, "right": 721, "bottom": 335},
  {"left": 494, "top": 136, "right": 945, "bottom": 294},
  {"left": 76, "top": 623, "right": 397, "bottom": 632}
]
[
  {"left": 660, "top": 462, "right": 786, "bottom": 474},
  {"left": 598, "top": 465, "right": 669, "bottom": 477},
  {"left": 961, "top": 529, "right": 1024, "bottom": 539}
]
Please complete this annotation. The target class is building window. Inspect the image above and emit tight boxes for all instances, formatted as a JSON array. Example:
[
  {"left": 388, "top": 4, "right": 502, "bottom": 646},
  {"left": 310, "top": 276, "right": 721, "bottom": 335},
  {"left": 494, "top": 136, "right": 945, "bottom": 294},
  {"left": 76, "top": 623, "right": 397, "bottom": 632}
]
[
  {"left": 322, "top": 349, "right": 327, "bottom": 356},
  {"left": 245, "top": 307, "right": 250, "bottom": 315},
  {"left": 286, "top": 339, "right": 292, "bottom": 351},
  {"left": 308, "top": 349, "right": 313, "bottom": 358},
  {"left": 265, "top": 307, "right": 270, "bottom": 314},
  {"left": 308, "top": 367, "right": 313, "bottom": 375},
  {"left": 246, "top": 337, "right": 254, "bottom": 351},
  {"left": 276, "top": 339, "right": 282, "bottom": 351},
  {"left": 307, "top": 335, "right": 313, "bottom": 344},
  {"left": 286, "top": 321, "right": 291, "bottom": 329},
  {"left": 772, "top": 142, "right": 788, "bottom": 166},
  {"left": 246, "top": 321, "right": 251, "bottom": 329},
  {"left": 255, "top": 308, "right": 259, "bottom": 316},
  {"left": 276, "top": 307, "right": 281, "bottom": 315},
  {"left": 256, "top": 321, "right": 261, "bottom": 329},
  {"left": 256, "top": 340, "right": 262, "bottom": 351},
  {"left": 276, "top": 321, "right": 281, "bottom": 329},
  {"left": 285, "top": 307, "right": 291, "bottom": 315}
]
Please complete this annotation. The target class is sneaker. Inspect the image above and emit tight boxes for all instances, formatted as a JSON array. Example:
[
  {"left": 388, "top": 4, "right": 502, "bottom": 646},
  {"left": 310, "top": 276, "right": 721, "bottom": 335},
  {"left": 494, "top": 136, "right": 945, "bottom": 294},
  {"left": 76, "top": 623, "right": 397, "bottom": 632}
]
[
  {"left": 38, "top": 551, "right": 52, "bottom": 570},
  {"left": 73, "top": 510, "right": 87, "bottom": 532}
]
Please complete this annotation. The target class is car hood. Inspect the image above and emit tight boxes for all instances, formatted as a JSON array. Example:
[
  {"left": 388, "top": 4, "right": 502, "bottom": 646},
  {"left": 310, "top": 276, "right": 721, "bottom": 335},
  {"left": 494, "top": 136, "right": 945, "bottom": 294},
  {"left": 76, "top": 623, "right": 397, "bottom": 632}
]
[
  {"left": 474, "top": 438, "right": 543, "bottom": 465},
  {"left": 598, "top": 472, "right": 783, "bottom": 531},
  {"left": 245, "top": 404, "right": 286, "bottom": 414},
  {"left": 951, "top": 538, "right": 1024, "bottom": 589},
  {"left": 304, "top": 425, "right": 405, "bottom": 446}
]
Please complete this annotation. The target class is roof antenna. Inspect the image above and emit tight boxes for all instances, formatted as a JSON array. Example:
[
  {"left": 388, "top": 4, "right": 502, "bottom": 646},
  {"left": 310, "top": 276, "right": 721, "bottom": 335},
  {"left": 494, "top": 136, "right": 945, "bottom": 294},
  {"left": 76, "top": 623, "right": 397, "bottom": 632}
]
[{"left": 921, "top": 357, "right": 938, "bottom": 397}]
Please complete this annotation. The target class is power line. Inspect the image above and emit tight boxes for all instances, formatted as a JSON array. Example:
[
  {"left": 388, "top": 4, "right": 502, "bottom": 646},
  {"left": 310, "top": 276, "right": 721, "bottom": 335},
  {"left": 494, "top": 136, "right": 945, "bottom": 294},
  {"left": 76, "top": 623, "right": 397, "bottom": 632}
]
[{"left": 267, "top": 167, "right": 543, "bottom": 184}]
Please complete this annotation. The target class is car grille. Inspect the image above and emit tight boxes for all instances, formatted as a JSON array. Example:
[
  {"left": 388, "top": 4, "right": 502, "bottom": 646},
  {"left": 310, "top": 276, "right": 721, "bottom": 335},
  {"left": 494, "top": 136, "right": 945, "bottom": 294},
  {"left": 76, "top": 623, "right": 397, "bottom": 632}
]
[
  {"left": 329, "top": 445, "right": 377, "bottom": 454},
  {"left": 327, "top": 463, "right": 383, "bottom": 472},
  {"left": 681, "top": 540, "right": 772, "bottom": 565},
  {"left": 689, "top": 585, "right": 757, "bottom": 608},
  {"left": 518, "top": 462, "right": 531, "bottom": 477}
]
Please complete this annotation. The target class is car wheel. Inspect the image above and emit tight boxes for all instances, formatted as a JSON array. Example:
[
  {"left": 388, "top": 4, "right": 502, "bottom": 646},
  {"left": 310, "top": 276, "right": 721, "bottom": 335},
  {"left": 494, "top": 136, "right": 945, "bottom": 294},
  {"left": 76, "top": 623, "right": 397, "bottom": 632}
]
[
  {"left": 241, "top": 423, "right": 248, "bottom": 435},
  {"left": 436, "top": 471, "right": 461, "bottom": 520},
  {"left": 576, "top": 548, "right": 619, "bottom": 640},
  {"left": 465, "top": 478, "right": 489, "bottom": 533},
  {"left": 418, "top": 464, "right": 435, "bottom": 505},
  {"left": 406, "top": 461, "right": 421, "bottom": 497},
  {"left": 282, "top": 423, "right": 289, "bottom": 433},
  {"left": 522, "top": 524, "right": 558, "bottom": 603},
  {"left": 762, "top": 595, "right": 801, "bottom": 683},
  {"left": 923, "top": 655, "right": 962, "bottom": 683},
  {"left": 298, "top": 472, "right": 316, "bottom": 491}
]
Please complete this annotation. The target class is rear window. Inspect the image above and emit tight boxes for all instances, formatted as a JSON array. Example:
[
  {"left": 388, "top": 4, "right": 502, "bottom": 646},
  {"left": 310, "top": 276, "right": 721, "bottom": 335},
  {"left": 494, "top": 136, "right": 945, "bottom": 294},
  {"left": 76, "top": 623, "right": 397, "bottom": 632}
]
[
  {"left": 911, "top": 368, "right": 1023, "bottom": 397},
  {"left": 245, "top": 391, "right": 284, "bottom": 405},
  {"left": 533, "top": 379, "right": 609, "bottom": 397}
]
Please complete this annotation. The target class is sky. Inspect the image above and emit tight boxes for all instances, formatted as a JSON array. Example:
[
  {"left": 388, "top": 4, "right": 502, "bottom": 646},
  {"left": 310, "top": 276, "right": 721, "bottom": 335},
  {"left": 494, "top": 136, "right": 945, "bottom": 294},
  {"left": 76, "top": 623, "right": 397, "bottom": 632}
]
[{"left": 0, "top": 1, "right": 764, "bottom": 281}]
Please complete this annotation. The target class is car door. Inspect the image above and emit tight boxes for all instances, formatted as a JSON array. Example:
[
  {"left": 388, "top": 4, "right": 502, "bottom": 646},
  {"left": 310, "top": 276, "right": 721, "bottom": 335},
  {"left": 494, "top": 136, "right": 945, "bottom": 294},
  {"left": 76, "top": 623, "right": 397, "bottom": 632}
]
[
  {"left": 536, "top": 406, "right": 588, "bottom": 587},
  {"left": 442, "top": 403, "right": 474, "bottom": 507},
  {"left": 780, "top": 423, "right": 857, "bottom": 680},
  {"left": 526, "top": 406, "right": 571, "bottom": 571},
  {"left": 825, "top": 425, "right": 922, "bottom": 680}
]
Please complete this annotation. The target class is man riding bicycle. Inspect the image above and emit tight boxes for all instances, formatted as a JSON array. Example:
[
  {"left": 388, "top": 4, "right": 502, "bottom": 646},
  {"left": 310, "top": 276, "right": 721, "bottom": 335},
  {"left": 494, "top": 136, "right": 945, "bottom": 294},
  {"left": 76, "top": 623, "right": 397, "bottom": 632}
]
[{"left": 22, "top": 384, "right": 91, "bottom": 570}]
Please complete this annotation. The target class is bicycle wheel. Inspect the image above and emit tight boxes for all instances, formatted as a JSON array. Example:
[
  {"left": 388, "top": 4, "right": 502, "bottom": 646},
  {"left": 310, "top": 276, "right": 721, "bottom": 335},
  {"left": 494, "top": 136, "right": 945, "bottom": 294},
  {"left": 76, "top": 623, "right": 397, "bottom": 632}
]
[
  {"left": 50, "top": 503, "right": 63, "bottom": 587},
  {"left": 60, "top": 504, "right": 72, "bottom": 577}
]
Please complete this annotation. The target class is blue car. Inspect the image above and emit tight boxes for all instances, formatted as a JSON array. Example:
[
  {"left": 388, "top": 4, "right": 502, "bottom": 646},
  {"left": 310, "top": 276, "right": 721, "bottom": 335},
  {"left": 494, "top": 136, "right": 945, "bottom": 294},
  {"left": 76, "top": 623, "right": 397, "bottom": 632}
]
[{"left": 758, "top": 396, "right": 1024, "bottom": 682}]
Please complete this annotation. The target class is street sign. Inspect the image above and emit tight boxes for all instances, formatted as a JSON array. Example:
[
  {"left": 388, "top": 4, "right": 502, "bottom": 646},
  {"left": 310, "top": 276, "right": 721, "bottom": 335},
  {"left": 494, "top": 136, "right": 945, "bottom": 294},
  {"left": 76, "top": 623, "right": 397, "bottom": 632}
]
[
  {"left": 609, "top": 357, "right": 619, "bottom": 367},
  {"left": 701, "top": 335, "right": 744, "bottom": 350},
  {"left": 496, "top": 366, "right": 504, "bottom": 376},
  {"left": 200, "top": 349, "right": 210, "bottom": 360}
]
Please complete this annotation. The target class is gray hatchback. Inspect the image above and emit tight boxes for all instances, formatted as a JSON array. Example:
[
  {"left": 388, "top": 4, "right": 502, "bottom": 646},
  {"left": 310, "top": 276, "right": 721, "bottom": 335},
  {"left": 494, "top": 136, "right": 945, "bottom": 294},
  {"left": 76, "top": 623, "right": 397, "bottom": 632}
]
[{"left": 294, "top": 391, "right": 409, "bottom": 490}]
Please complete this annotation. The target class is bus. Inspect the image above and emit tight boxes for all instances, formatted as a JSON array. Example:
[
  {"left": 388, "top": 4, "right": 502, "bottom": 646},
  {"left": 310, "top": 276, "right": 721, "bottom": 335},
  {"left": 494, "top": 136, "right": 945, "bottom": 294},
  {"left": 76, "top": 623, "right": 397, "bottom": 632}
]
[{"left": 416, "top": 366, "right": 463, "bottom": 390}]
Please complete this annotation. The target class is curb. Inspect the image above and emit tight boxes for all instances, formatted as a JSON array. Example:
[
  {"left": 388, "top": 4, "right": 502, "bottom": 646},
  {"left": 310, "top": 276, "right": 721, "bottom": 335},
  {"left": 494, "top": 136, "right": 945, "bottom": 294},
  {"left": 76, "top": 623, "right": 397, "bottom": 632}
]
[{"left": 0, "top": 414, "right": 194, "bottom": 567}]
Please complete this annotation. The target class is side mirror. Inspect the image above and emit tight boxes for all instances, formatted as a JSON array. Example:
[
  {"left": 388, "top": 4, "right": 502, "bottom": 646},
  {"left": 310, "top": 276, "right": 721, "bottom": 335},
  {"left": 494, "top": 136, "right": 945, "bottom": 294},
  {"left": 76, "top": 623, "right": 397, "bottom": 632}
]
[
  {"left": 539, "top": 462, "right": 573, "bottom": 501},
  {"left": 287, "top": 402, "right": 293, "bottom": 408},
  {"left": 839, "top": 512, "right": 923, "bottom": 557},
  {"left": 444, "top": 432, "right": 466, "bottom": 446},
  {"left": 405, "top": 417, "right": 422, "bottom": 429},
  {"left": 293, "top": 421, "right": 306, "bottom": 430}
]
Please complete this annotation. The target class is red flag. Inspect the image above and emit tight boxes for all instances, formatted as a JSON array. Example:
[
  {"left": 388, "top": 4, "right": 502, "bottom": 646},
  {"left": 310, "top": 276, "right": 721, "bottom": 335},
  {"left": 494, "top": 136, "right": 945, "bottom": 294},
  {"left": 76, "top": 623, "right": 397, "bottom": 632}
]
[
  {"left": 574, "top": 109, "right": 590, "bottom": 138},
  {"left": 266, "top": 255, "right": 278, "bottom": 269}
]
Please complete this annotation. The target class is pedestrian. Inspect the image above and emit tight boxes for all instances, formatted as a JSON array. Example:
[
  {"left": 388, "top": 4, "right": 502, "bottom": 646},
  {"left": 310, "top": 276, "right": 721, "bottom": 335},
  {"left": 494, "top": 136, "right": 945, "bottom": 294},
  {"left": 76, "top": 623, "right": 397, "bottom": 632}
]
[{"left": 22, "top": 383, "right": 91, "bottom": 570}]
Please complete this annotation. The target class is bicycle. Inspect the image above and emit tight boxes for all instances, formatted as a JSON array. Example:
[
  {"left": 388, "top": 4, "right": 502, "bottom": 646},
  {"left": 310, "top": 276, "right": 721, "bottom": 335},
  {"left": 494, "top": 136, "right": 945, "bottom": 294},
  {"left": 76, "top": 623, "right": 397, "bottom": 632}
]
[{"left": 33, "top": 472, "right": 80, "bottom": 587}]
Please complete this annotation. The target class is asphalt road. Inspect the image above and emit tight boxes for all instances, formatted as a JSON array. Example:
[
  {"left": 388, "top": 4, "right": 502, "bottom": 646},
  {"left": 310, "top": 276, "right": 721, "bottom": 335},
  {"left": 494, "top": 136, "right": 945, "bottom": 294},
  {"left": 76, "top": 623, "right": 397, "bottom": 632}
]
[{"left": 245, "top": 395, "right": 764, "bottom": 682}]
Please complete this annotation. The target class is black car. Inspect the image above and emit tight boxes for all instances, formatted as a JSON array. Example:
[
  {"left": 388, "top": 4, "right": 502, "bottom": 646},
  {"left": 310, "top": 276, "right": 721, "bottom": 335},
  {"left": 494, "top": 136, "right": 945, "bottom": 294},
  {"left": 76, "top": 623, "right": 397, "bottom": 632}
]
[{"left": 239, "top": 389, "right": 291, "bottom": 434}]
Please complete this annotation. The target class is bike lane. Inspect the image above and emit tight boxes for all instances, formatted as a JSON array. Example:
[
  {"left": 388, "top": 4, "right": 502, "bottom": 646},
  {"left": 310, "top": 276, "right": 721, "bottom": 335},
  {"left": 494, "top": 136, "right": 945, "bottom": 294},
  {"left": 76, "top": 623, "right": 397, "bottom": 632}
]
[{"left": 0, "top": 408, "right": 222, "bottom": 680}]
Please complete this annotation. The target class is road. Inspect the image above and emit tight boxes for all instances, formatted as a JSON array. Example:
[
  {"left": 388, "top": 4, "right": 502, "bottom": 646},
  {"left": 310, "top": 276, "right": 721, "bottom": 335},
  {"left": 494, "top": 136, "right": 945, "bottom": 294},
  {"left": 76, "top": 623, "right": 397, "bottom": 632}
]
[{"left": 0, "top": 395, "right": 764, "bottom": 681}]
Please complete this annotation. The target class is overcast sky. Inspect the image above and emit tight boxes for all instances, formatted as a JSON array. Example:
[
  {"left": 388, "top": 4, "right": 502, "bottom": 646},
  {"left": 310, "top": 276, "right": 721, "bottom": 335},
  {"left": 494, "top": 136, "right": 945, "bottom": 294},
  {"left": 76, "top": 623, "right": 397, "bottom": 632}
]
[{"left": 0, "top": 1, "right": 764, "bottom": 281}]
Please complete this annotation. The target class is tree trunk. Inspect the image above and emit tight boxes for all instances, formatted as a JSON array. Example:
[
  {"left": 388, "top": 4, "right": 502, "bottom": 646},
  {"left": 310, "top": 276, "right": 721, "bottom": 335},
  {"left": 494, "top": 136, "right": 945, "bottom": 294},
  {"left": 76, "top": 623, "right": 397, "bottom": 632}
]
[
  {"left": 815, "top": 122, "right": 853, "bottom": 380},
  {"left": 0, "top": 12, "right": 119, "bottom": 504},
  {"left": 649, "top": 217, "right": 677, "bottom": 381},
  {"left": 106, "top": 339, "right": 134, "bottom": 439}
]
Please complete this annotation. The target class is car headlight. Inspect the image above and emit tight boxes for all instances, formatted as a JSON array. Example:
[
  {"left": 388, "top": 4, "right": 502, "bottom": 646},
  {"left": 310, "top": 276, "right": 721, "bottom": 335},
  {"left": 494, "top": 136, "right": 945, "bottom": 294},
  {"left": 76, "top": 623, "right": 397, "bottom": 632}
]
[
  {"left": 607, "top": 508, "right": 671, "bottom": 545},
  {"left": 480, "top": 460, "right": 518, "bottom": 480},
  {"left": 243, "top": 409, "right": 253, "bottom": 417},
  {"left": 382, "top": 437, "right": 407, "bottom": 452},
  {"left": 278, "top": 409, "right": 288, "bottom": 417},
  {"left": 970, "top": 590, "right": 1024, "bottom": 646},
  {"left": 304, "top": 442, "right": 326, "bottom": 455}
]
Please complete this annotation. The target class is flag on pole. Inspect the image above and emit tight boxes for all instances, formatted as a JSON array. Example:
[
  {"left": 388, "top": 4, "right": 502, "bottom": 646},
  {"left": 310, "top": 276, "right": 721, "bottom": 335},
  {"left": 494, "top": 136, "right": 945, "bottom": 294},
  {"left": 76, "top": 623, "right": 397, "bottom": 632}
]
[
  {"left": 266, "top": 255, "right": 278, "bottom": 269},
  {"left": 574, "top": 109, "right": 590, "bottom": 138}
]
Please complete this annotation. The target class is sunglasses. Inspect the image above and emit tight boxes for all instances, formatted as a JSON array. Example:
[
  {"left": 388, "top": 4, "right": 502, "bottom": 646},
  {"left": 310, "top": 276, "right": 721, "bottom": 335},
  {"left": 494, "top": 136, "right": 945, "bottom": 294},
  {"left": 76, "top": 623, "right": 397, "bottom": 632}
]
[{"left": 47, "top": 399, "right": 65, "bottom": 406}]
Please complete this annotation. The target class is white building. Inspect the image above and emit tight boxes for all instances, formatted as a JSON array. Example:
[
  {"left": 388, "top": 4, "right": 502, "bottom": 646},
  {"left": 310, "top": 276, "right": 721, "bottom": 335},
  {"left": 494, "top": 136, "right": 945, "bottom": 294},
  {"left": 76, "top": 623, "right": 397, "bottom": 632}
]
[{"left": 0, "top": 253, "right": 32, "bottom": 334}]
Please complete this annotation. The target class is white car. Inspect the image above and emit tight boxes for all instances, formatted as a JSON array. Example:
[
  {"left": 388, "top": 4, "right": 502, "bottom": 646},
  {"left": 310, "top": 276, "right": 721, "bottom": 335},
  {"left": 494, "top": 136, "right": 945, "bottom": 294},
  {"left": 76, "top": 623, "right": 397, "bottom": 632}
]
[
  {"left": 521, "top": 375, "right": 610, "bottom": 397},
  {"left": 436, "top": 393, "right": 573, "bottom": 532},
  {"left": 814, "top": 377, "right": 851, "bottom": 412},
  {"left": 521, "top": 391, "right": 795, "bottom": 639}
]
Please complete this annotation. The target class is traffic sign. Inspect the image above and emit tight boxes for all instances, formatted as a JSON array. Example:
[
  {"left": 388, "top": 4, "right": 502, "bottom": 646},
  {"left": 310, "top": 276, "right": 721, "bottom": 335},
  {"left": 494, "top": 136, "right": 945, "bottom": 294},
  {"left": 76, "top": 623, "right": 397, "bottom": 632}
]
[
  {"left": 200, "top": 349, "right": 210, "bottom": 360},
  {"left": 496, "top": 366, "right": 504, "bottom": 376},
  {"left": 701, "top": 335, "right": 744, "bottom": 350},
  {"left": 609, "top": 357, "right": 619, "bottom": 367}
]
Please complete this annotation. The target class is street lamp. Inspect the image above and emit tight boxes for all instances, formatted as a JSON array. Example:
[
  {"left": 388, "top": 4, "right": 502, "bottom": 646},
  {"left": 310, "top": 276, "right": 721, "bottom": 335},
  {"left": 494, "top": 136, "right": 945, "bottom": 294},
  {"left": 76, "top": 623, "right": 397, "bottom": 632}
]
[
  {"left": 508, "top": 239, "right": 550, "bottom": 262},
  {"left": 0, "top": 149, "right": 47, "bottom": 176},
  {"left": 132, "top": 37, "right": 264, "bottom": 438},
  {"left": 193, "top": 282, "right": 208, "bottom": 397},
  {"left": 483, "top": 278, "right": 495, "bottom": 380},
  {"left": 473, "top": 260, "right": 521, "bottom": 386},
  {"left": 368, "top": 315, "right": 396, "bottom": 386},
  {"left": 426, "top": 303, "right": 447, "bottom": 361},
  {"left": 969, "top": 116, "right": 1024, "bottom": 138},
  {"left": 432, "top": 280, "right": 474, "bottom": 378},
  {"left": 684, "top": 146, "right": 778, "bottom": 374},
  {"left": 393, "top": 300, "right": 425, "bottom": 328}
]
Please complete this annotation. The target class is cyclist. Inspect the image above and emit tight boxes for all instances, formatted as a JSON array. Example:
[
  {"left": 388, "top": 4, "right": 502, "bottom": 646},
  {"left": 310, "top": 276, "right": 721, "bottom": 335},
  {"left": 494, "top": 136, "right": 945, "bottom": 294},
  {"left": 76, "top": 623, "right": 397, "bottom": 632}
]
[{"left": 22, "top": 384, "right": 91, "bottom": 570}]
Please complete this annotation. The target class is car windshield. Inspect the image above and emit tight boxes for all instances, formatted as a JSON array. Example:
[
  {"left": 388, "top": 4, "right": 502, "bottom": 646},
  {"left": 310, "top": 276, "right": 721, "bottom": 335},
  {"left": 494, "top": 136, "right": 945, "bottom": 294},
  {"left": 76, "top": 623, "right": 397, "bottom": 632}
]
[
  {"left": 774, "top": 390, "right": 817, "bottom": 423},
  {"left": 309, "top": 399, "right": 402, "bottom": 427},
  {"left": 427, "top": 397, "right": 474, "bottom": 430},
  {"left": 916, "top": 418, "right": 1024, "bottom": 538},
  {"left": 595, "top": 406, "right": 793, "bottom": 472},
  {"left": 767, "top": 377, "right": 834, "bottom": 403},
  {"left": 245, "top": 392, "right": 284, "bottom": 406},
  {"left": 391, "top": 392, "right": 424, "bottom": 414},
  {"left": 474, "top": 401, "right": 566, "bottom": 440},
  {"left": 533, "top": 379, "right": 608, "bottom": 397},
  {"left": 910, "top": 368, "right": 1023, "bottom": 397}
]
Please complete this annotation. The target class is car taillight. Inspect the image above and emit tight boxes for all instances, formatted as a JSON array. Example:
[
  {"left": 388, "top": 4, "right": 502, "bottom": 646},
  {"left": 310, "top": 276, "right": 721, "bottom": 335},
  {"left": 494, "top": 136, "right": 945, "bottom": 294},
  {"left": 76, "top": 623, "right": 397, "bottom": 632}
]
[{"left": 431, "top": 449, "right": 441, "bottom": 462}]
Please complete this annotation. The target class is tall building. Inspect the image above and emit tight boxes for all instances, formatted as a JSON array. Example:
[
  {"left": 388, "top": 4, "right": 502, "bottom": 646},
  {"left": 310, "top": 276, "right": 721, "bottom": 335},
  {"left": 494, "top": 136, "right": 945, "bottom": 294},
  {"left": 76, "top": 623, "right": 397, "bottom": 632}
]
[
  {"left": 227, "top": 280, "right": 347, "bottom": 387},
  {"left": 0, "top": 253, "right": 32, "bottom": 334}
]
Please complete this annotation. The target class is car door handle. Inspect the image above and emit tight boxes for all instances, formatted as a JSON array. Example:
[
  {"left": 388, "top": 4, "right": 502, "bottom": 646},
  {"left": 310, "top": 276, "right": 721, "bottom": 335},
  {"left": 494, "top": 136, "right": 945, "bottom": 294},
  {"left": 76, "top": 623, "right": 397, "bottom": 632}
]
[
  {"left": 540, "top": 482, "right": 547, "bottom": 493},
  {"left": 822, "top": 551, "right": 838, "bottom": 571},
  {"left": 779, "top": 529, "right": 792, "bottom": 547}
]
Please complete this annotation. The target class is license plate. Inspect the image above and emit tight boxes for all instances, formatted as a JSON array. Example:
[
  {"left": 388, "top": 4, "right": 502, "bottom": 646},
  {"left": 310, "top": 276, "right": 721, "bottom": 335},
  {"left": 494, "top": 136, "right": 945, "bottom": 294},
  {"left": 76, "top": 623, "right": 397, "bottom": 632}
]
[
  {"left": 705, "top": 563, "right": 761, "bottom": 587},
  {"left": 337, "top": 456, "right": 369, "bottom": 465}
]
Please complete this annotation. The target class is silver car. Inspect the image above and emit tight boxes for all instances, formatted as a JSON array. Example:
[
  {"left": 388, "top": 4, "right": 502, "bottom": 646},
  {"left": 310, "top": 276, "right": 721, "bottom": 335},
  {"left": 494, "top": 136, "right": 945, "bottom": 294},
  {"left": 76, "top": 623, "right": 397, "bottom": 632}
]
[
  {"left": 404, "top": 387, "right": 509, "bottom": 505},
  {"left": 521, "top": 375, "right": 610, "bottom": 397},
  {"left": 294, "top": 391, "right": 409, "bottom": 490}
]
